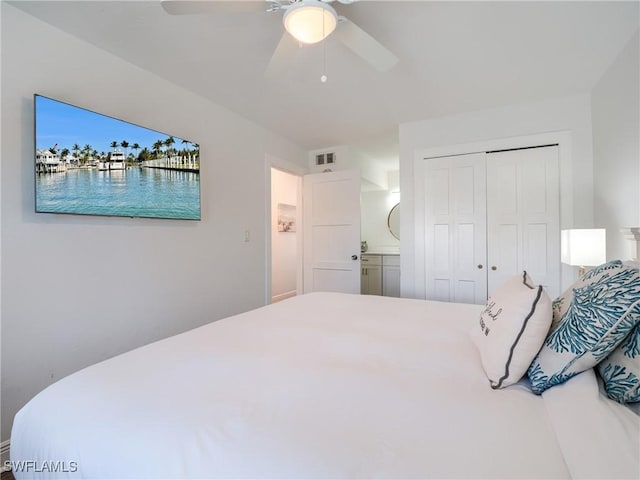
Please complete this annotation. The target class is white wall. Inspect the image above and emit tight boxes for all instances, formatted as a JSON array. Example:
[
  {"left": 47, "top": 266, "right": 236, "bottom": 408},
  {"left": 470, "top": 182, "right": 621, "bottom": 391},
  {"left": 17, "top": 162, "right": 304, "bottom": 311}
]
[
  {"left": 399, "top": 94, "right": 594, "bottom": 298},
  {"left": 361, "top": 190, "right": 400, "bottom": 253},
  {"left": 271, "top": 168, "right": 298, "bottom": 301},
  {"left": 0, "top": 4, "right": 307, "bottom": 442},
  {"left": 592, "top": 31, "right": 640, "bottom": 261}
]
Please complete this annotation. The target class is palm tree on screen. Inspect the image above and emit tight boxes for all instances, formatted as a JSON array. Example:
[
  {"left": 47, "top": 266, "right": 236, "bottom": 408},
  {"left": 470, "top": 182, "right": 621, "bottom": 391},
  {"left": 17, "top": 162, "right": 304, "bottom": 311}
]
[
  {"left": 132, "top": 143, "right": 140, "bottom": 163},
  {"left": 193, "top": 143, "right": 200, "bottom": 170},
  {"left": 139, "top": 147, "right": 151, "bottom": 163},
  {"left": 83, "top": 144, "right": 92, "bottom": 165},
  {"left": 152, "top": 141, "right": 163, "bottom": 160},
  {"left": 121, "top": 140, "right": 130, "bottom": 163},
  {"left": 164, "top": 137, "right": 175, "bottom": 165},
  {"left": 181, "top": 139, "right": 190, "bottom": 167},
  {"left": 72, "top": 143, "right": 80, "bottom": 165}
]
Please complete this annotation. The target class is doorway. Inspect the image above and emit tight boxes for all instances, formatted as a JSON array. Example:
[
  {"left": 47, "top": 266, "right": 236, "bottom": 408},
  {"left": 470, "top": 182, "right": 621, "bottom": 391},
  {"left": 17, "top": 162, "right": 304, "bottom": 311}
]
[
  {"left": 269, "top": 166, "right": 303, "bottom": 303},
  {"left": 266, "top": 158, "right": 363, "bottom": 303}
]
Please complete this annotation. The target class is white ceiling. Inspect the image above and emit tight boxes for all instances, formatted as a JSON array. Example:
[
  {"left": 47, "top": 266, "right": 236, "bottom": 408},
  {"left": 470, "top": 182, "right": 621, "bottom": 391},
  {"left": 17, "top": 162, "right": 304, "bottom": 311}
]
[{"left": 10, "top": 1, "right": 640, "bottom": 170}]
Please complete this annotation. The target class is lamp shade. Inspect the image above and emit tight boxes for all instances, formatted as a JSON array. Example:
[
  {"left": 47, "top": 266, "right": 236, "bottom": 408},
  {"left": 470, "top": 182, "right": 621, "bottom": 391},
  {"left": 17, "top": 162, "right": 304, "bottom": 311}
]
[
  {"left": 283, "top": 0, "right": 337, "bottom": 45},
  {"left": 561, "top": 229, "right": 606, "bottom": 267}
]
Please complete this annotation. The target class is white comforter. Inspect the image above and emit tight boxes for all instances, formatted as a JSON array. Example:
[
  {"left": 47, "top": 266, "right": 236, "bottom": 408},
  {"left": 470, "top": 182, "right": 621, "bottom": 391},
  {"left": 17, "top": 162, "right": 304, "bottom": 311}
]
[{"left": 11, "top": 293, "right": 639, "bottom": 478}]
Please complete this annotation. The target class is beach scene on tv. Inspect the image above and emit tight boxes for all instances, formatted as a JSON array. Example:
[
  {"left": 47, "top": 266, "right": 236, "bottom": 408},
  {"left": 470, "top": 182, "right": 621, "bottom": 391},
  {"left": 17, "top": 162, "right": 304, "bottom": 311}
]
[{"left": 34, "top": 95, "right": 201, "bottom": 220}]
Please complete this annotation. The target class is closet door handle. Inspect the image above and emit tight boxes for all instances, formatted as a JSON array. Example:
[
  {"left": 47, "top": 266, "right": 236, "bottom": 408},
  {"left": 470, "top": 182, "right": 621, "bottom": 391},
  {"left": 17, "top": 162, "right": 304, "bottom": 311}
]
[
  {"left": 477, "top": 264, "right": 484, "bottom": 269},
  {"left": 491, "top": 266, "right": 497, "bottom": 271}
]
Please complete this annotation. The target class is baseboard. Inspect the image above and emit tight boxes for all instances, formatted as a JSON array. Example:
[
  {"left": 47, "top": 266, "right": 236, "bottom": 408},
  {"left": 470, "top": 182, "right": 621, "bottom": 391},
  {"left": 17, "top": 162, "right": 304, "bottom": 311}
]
[
  {"left": 272, "top": 290, "right": 296, "bottom": 303},
  {"left": 1, "top": 440, "right": 10, "bottom": 471}
]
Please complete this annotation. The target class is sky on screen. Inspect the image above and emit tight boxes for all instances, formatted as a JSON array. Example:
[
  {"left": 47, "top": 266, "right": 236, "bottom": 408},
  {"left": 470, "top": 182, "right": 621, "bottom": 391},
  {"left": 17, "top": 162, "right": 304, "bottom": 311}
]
[{"left": 35, "top": 95, "right": 194, "bottom": 154}]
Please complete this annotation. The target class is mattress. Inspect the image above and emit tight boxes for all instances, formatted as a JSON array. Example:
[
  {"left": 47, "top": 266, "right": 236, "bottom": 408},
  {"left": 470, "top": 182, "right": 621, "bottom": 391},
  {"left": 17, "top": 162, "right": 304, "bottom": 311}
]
[{"left": 10, "top": 292, "right": 639, "bottom": 478}]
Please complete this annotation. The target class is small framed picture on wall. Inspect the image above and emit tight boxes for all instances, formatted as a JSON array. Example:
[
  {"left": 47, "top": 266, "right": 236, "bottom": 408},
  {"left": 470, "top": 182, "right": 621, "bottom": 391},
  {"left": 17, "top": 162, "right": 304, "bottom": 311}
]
[{"left": 277, "top": 203, "right": 296, "bottom": 232}]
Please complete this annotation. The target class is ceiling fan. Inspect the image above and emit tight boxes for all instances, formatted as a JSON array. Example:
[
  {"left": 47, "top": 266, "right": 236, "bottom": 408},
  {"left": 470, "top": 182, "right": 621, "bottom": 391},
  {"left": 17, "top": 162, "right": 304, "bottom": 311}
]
[{"left": 160, "top": 0, "right": 399, "bottom": 74}]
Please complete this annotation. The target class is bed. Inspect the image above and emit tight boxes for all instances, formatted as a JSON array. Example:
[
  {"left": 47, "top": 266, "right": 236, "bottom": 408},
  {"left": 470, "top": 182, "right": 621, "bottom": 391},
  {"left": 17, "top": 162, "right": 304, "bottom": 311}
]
[{"left": 10, "top": 291, "right": 640, "bottom": 479}]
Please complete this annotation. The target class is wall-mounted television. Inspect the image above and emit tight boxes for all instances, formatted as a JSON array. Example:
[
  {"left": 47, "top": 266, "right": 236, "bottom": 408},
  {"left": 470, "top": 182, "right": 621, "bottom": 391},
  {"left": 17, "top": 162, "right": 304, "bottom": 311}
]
[{"left": 34, "top": 94, "right": 201, "bottom": 220}]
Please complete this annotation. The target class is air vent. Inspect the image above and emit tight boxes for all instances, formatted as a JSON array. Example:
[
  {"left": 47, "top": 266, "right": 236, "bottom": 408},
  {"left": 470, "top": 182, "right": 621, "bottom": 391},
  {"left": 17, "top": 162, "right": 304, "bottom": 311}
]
[{"left": 315, "top": 152, "right": 335, "bottom": 166}]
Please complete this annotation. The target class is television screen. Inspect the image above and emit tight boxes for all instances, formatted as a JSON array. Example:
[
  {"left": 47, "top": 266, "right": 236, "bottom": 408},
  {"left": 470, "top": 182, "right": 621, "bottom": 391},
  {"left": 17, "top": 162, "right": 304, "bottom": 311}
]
[{"left": 34, "top": 94, "right": 201, "bottom": 220}]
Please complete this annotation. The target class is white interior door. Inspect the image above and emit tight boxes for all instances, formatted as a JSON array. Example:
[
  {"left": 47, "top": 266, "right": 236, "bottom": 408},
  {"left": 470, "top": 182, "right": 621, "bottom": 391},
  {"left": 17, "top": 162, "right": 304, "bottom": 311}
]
[
  {"left": 303, "top": 170, "right": 361, "bottom": 294},
  {"left": 424, "top": 153, "right": 487, "bottom": 304},
  {"left": 486, "top": 145, "right": 560, "bottom": 297}
]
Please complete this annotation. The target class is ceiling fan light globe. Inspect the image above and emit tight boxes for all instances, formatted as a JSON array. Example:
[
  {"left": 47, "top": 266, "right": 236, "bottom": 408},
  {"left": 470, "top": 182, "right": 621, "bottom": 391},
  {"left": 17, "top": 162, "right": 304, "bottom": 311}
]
[{"left": 283, "top": 0, "right": 337, "bottom": 44}]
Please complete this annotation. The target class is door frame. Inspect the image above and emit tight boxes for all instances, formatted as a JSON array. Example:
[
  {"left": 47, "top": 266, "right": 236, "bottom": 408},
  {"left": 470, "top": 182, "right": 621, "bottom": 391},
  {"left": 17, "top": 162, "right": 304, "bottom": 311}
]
[
  {"left": 412, "top": 131, "right": 573, "bottom": 299},
  {"left": 265, "top": 154, "right": 307, "bottom": 305}
]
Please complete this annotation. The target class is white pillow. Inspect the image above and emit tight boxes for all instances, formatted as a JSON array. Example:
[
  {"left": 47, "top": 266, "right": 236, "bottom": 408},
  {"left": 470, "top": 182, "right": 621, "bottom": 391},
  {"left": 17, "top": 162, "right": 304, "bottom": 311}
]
[{"left": 472, "top": 272, "right": 552, "bottom": 389}]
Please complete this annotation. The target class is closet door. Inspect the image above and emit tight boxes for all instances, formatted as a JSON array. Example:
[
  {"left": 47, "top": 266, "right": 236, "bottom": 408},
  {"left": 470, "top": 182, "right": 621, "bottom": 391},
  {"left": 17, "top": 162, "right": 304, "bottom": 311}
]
[
  {"left": 486, "top": 145, "right": 560, "bottom": 298},
  {"left": 424, "top": 153, "right": 487, "bottom": 304}
]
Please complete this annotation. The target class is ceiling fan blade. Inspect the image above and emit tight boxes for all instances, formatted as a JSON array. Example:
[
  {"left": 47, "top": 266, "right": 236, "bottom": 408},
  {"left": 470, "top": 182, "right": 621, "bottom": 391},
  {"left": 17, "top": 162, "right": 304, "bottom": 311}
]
[
  {"left": 265, "top": 32, "right": 300, "bottom": 80},
  {"left": 333, "top": 17, "right": 399, "bottom": 72},
  {"left": 161, "top": 1, "right": 267, "bottom": 15}
]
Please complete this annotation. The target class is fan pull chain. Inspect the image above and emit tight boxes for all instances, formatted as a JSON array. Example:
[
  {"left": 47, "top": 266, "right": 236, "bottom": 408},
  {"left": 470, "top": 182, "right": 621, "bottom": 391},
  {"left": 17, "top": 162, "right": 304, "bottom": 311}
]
[
  {"left": 321, "top": 7, "right": 327, "bottom": 83},
  {"left": 321, "top": 42, "right": 327, "bottom": 83}
]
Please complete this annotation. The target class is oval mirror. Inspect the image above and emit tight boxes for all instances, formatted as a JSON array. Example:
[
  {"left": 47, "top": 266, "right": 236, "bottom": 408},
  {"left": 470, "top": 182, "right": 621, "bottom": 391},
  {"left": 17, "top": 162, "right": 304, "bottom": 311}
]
[{"left": 388, "top": 203, "right": 400, "bottom": 240}]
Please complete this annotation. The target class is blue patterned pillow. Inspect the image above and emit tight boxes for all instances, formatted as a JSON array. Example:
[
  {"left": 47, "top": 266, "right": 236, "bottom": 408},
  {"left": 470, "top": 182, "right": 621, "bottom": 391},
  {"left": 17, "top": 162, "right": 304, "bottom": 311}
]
[
  {"left": 528, "top": 261, "right": 640, "bottom": 394},
  {"left": 598, "top": 324, "right": 640, "bottom": 403},
  {"left": 549, "top": 260, "right": 624, "bottom": 327}
]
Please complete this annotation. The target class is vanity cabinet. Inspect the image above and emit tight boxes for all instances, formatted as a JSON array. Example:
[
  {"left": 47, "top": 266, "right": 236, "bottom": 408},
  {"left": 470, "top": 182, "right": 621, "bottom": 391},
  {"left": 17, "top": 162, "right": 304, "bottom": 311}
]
[
  {"left": 361, "top": 254, "right": 382, "bottom": 296},
  {"left": 361, "top": 254, "right": 400, "bottom": 297},
  {"left": 382, "top": 255, "right": 401, "bottom": 297}
]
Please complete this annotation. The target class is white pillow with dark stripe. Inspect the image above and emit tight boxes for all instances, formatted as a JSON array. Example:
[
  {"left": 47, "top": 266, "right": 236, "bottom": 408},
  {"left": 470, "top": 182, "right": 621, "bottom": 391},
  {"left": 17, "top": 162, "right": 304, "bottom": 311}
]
[{"left": 472, "top": 272, "right": 552, "bottom": 389}]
